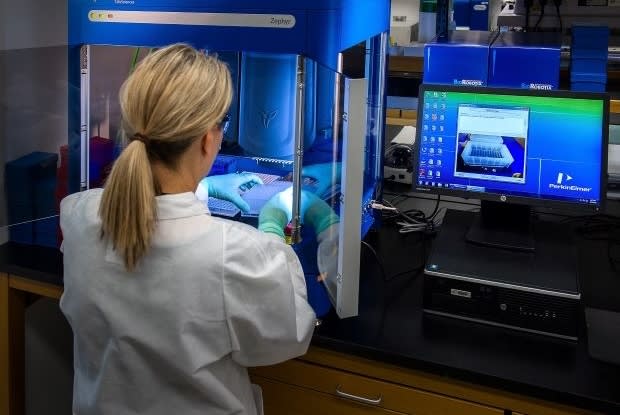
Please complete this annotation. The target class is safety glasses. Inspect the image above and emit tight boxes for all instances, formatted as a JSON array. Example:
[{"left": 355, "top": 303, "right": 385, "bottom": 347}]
[{"left": 219, "top": 113, "right": 231, "bottom": 134}]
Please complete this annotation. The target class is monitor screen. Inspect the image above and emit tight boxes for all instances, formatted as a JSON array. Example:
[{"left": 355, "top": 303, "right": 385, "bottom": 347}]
[{"left": 414, "top": 85, "right": 608, "bottom": 210}]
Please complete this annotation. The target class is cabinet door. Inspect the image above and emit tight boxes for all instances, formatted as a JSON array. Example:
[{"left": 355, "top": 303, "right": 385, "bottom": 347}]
[{"left": 254, "top": 375, "right": 407, "bottom": 415}]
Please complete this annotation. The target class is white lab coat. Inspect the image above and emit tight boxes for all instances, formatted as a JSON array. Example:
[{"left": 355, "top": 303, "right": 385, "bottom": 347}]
[{"left": 59, "top": 189, "right": 316, "bottom": 415}]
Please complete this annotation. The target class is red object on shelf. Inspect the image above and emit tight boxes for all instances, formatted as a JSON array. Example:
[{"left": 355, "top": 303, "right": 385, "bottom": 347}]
[{"left": 55, "top": 137, "right": 117, "bottom": 246}]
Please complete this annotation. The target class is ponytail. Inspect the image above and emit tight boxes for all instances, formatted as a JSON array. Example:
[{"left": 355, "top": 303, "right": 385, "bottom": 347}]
[
  {"left": 98, "top": 43, "right": 233, "bottom": 271},
  {"left": 99, "top": 140, "right": 157, "bottom": 271}
]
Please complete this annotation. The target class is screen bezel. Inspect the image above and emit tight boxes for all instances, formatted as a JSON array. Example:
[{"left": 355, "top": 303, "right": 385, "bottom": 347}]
[{"left": 412, "top": 84, "right": 609, "bottom": 212}]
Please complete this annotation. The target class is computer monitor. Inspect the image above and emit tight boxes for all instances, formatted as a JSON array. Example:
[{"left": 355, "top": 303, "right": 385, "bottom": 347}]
[{"left": 413, "top": 85, "right": 609, "bottom": 251}]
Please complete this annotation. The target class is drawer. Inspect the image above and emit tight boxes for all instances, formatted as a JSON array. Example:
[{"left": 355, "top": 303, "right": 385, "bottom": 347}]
[
  {"left": 254, "top": 375, "right": 407, "bottom": 415},
  {"left": 386, "top": 108, "right": 402, "bottom": 118},
  {"left": 401, "top": 109, "right": 417, "bottom": 120},
  {"left": 251, "top": 361, "right": 504, "bottom": 415}
]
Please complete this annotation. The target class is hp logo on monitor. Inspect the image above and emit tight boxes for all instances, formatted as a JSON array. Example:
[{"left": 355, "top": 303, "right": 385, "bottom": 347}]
[{"left": 500, "top": 195, "right": 507, "bottom": 202}]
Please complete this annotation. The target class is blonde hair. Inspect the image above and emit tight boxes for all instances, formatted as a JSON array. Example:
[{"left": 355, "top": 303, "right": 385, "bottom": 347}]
[{"left": 99, "top": 44, "right": 233, "bottom": 271}]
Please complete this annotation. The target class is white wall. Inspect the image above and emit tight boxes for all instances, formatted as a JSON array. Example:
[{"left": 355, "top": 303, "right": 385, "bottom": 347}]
[
  {"left": 0, "top": 0, "right": 68, "bottom": 161},
  {"left": 1, "top": 0, "right": 67, "bottom": 51},
  {"left": 390, "top": 0, "right": 421, "bottom": 45},
  {"left": 391, "top": 0, "right": 420, "bottom": 28}
]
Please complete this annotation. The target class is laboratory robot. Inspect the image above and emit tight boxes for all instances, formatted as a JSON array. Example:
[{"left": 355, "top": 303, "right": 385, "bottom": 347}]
[{"left": 68, "top": 0, "right": 391, "bottom": 318}]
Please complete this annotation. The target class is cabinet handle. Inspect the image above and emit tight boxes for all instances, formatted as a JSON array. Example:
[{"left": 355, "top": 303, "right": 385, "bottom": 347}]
[{"left": 335, "top": 385, "right": 383, "bottom": 406}]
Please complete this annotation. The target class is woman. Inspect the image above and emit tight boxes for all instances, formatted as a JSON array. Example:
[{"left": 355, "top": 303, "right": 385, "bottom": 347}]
[{"left": 59, "top": 44, "right": 324, "bottom": 415}]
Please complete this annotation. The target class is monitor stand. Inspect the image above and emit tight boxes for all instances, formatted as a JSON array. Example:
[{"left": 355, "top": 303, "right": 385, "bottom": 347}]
[{"left": 465, "top": 201, "right": 535, "bottom": 252}]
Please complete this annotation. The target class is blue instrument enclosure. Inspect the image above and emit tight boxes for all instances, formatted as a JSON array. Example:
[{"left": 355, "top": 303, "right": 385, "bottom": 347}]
[
  {"left": 69, "top": 0, "right": 390, "bottom": 71},
  {"left": 488, "top": 31, "right": 562, "bottom": 90},
  {"left": 423, "top": 31, "right": 498, "bottom": 87}
]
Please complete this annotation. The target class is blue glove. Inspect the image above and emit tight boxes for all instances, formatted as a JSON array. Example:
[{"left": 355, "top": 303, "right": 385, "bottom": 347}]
[
  {"left": 258, "top": 203, "right": 290, "bottom": 238},
  {"left": 258, "top": 187, "right": 295, "bottom": 238},
  {"left": 258, "top": 188, "right": 318, "bottom": 237},
  {"left": 302, "top": 162, "right": 341, "bottom": 197},
  {"left": 200, "top": 173, "right": 263, "bottom": 213},
  {"left": 258, "top": 188, "right": 339, "bottom": 238},
  {"left": 304, "top": 194, "right": 339, "bottom": 235}
]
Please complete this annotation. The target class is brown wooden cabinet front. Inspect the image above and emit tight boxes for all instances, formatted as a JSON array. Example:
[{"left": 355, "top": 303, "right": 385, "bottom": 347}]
[
  {"left": 255, "top": 375, "right": 408, "bottom": 415},
  {"left": 251, "top": 359, "right": 504, "bottom": 415},
  {"left": 250, "top": 347, "right": 602, "bottom": 415}
]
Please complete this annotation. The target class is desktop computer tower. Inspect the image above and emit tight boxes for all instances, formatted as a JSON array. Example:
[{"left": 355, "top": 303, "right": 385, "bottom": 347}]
[{"left": 423, "top": 210, "right": 581, "bottom": 341}]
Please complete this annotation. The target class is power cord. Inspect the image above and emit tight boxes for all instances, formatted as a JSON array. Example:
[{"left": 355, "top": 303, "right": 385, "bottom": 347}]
[
  {"left": 569, "top": 214, "right": 620, "bottom": 275},
  {"left": 534, "top": 0, "right": 547, "bottom": 31},
  {"left": 361, "top": 239, "right": 427, "bottom": 282},
  {"left": 608, "top": 239, "right": 620, "bottom": 273},
  {"left": 361, "top": 240, "right": 388, "bottom": 281},
  {"left": 524, "top": 0, "right": 534, "bottom": 31},
  {"left": 371, "top": 196, "right": 443, "bottom": 234},
  {"left": 552, "top": 0, "right": 563, "bottom": 32}
]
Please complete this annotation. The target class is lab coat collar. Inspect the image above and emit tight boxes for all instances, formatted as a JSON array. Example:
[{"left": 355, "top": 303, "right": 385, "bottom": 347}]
[{"left": 156, "top": 192, "right": 210, "bottom": 220}]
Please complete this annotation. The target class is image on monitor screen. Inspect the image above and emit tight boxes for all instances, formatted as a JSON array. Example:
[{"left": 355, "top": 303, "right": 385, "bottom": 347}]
[
  {"left": 454, "top": 104, "right": 529, "bottom": 185},
  {"left": 414, "top": 86, "right": 606, "bottom": 209}
]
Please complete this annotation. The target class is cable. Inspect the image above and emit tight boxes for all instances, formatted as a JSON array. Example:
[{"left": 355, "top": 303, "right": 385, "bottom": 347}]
[
  {"left": 555, "top": 3, "right": 562, "bottom": 32},
  {"left": 533, "top": 0, "right": 547, "bottom": 31},
  {"left": 608, "top": 239, "right": 620, "bottom": 273},
  {"left": 361, "top": 240, "right": 388, "bottom": 282},
  {"left": 129, "top": 48, "right": 141, "bottom": 75},
  {"left": 428, "top": 196, "right": 441, "bottom": 220},
  {"left": 524, "top": 0, "right": 534, "bottom": 31},
  {"left": 361, "top": 239, "right": 427, "bottom": 282},
  {"left": 382, "top": 191, "right": 479, "bottom": 209},
  {"left": 385, "top": 266, "right": 425, "bottom": 281},
  {"left": 374, "top": 196, "right": 443, "bottom": 234},
  {"left": 570, "top": 214, "right": 620, "bottom": 276}
]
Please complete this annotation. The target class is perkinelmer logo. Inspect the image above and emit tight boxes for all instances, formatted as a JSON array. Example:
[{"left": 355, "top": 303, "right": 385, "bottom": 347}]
[
  {"left": 524, "top": 83, "right": 553, "bottom": 90},
  {"left": 548, "top": 172, "right": 592, "bottom": 192},
  {"left": 455, "top": 79, "right": 484, "bottom": 86},
  {"left": 549, "top": 183, "right": 592, "bottom": 192}
]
